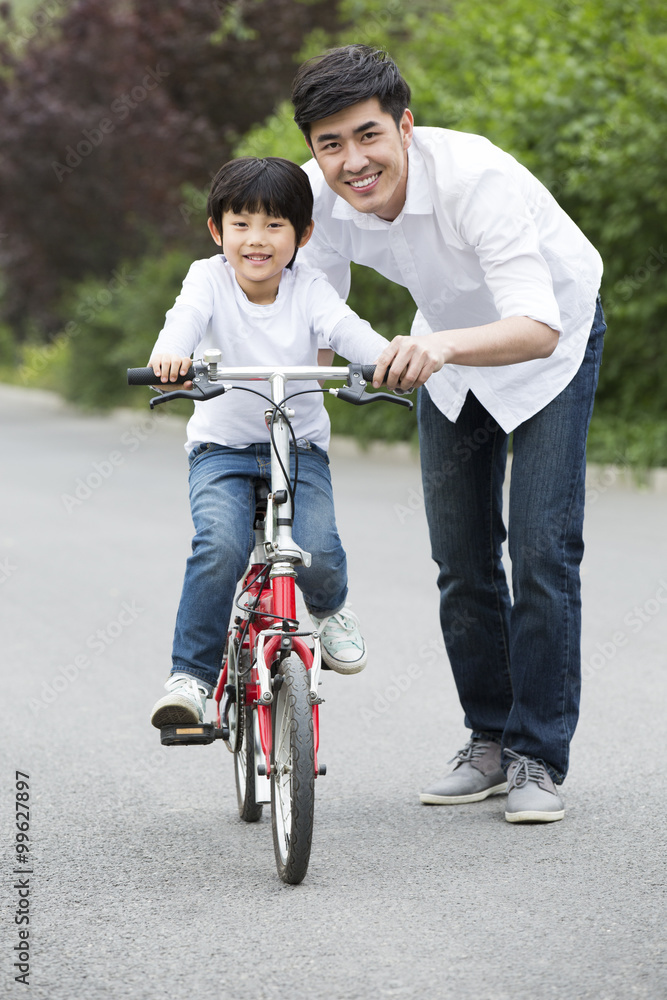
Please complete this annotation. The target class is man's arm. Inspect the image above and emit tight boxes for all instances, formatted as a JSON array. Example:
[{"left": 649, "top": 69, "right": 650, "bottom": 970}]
[{"left": 373, "top": 316, "right": 559, "bottom": 390}]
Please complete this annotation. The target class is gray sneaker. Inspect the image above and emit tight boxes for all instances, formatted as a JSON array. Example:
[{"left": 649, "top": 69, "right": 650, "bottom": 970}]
[
  {"left": 504, "top": 750, "right": 565, "bottom": 823},
  {"left": 310, "top": 606, "right": 367, "bottom": 674},
  {"left": 150, "top": 673, "right": 209, "bottom": 728},
  {"left": 420, "top": 737, "right": 507, "bottom": 804}
]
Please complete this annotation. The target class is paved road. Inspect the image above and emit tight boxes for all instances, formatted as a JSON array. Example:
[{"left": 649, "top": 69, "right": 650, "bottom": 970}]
[{"left": 1, "top": 386, "right": 665, "bottom": 1000}]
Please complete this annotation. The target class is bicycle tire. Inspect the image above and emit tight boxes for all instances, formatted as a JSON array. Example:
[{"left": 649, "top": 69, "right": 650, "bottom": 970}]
[
  {"left": 270, "top": 656, "right": 315, "bottom": 884},
  {"left": 225, "top": 643, "right": 245, "bottom": 756},
  {"left": 235, "top": 701, "right": 263, "bottom": 823}
]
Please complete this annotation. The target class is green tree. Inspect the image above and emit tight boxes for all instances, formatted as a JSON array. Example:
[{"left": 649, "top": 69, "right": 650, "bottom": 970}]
[
  {"left": 0, "top": 0, "right": 340, "bottom": 335},
  {"left": 238, "top": 0, "right": 667, "bottom": 457}
]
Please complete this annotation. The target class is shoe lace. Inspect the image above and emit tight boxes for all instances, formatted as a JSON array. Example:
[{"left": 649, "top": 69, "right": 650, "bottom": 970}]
[
  {"left": 319, "top": 609, "right": 363, "bottom": 651},
  {"left": 448, "top": 738, "right": 491, "bottom": 767},
  {"left": 505, "top": 749, "right": 546, "bottom": 790},
  {"left": 165, "top": 674, "right": 207, "bottom": 705}
]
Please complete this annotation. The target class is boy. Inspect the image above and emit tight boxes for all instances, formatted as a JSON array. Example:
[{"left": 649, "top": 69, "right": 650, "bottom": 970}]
[{"left": 150, "top": 155, "right": 388, "bottom": 728}]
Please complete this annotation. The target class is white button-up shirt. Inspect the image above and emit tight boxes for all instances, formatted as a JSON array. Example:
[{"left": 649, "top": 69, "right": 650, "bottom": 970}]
[{"left": 300, "top": 127, "right": 603, "bottom": 431}]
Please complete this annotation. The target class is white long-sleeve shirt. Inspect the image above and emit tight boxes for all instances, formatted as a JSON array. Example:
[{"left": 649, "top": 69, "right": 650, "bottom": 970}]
[
  {"left": 151, "top": 255, "right": 388, "bottom": 451},
  {"left": 300, "top": 127, "right": 603, "bottom": 432}
]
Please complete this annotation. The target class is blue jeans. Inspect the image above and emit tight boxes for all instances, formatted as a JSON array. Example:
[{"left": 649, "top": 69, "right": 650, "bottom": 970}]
[
  {"left": 417, "top": 298, "right": 605, "bottom": 781},
  {"left": 171, "top": 442, "right": 348, "bottom": 690}
]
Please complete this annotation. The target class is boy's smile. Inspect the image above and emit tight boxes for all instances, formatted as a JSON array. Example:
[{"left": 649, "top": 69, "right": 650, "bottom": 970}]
[
  {"left": 208, "top": 211, "right": 313, "bottom": 304},
  {"left": 308, "top": 98, "right": 413, "bottom": 222}
]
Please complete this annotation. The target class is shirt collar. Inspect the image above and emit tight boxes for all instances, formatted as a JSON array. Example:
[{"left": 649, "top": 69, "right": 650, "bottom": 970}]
[{"left": 330, "top": 142, "right": 434, "bottom": 228}]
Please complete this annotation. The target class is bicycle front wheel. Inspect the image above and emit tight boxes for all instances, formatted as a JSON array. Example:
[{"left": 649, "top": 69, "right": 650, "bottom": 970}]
[{"left": 271, "top": 657, "right": 315, "bottom": 884}]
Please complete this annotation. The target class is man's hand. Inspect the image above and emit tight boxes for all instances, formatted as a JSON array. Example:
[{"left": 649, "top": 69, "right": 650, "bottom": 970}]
[
  {"left": 372, "top": 317, "right": 559, "bottom": 389},
  {"left": 372, "top": 333, "right": 446, "bottom": 390},
  {"left": 149, "top": 354, "right": 194, "bottom": 389}
]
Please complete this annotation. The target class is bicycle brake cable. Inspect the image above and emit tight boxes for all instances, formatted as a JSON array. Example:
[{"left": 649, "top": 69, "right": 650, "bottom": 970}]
[{"left": 224, "top": 385, "right": 300, "bottom": 510}]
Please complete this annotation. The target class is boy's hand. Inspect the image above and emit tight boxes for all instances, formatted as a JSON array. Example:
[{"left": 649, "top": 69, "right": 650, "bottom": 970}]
[{"left": 149, "top": 354, "right": 194, "bottom": 389}]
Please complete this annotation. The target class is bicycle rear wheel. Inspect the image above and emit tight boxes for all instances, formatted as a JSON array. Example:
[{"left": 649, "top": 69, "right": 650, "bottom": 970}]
[
  {"left": 235, "top": 700, "right": 263, "bottom": 823},
  {"left": 271, "top": 656, "right": 315, "bottom": 884}
]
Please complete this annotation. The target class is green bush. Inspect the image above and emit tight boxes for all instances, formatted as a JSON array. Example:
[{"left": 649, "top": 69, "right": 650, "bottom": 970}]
[
  {"left": 0, "top": 322, "right": 18, "bottom": 376},
  {"left": 4, "top": 0, "right": 666, "bottom": 467},
  {"left": 17, "top": 249, "right": 196, "bottom": 412},
  {"left": 233, "top": 0, "right": 667, "bottom": 457},
  {"left": 330, "top": 0, "right": 667, "bottom": 424}
]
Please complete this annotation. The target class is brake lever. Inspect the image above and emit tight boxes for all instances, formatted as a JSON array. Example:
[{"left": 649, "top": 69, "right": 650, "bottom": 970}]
[
  {"left": 336, "top": 386, "right": 413, "bottom": 409},
  {"left": 149, "top": 368, "right": 229, "bottom": 409},
  {"left": 337, "top": 364, "right": 413, "bottom": 410}
]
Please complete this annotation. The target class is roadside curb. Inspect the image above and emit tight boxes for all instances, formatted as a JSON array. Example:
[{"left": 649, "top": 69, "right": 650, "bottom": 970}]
[{"left": 330, "top": 434, "right": 667, "bottom": 494}]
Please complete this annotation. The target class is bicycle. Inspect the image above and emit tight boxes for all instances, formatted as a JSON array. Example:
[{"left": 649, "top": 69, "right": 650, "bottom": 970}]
[{"left": 127, "top": 353, "right": 412, "bottom": 883}]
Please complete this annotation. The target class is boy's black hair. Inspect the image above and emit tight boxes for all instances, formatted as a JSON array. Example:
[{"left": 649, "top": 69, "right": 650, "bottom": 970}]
[
  {"left": 207, "top": 156, "right": 313, "bottom": 266},
  {"left": 291, "top": 44, "right": 411, "bottom": 142}
]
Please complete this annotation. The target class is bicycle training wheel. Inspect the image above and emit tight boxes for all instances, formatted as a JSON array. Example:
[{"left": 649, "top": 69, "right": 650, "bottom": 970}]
[
  {"left": 234, "top": 700, "right": 263, "bottom": 823},
  {"left": 270, "top": 657, "right": 315, "bottom": 884}
]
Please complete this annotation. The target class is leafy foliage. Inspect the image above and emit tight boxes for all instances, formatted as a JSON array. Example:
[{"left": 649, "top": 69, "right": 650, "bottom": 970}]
[
  {"left": 0, "top": 0, "right": 340, "bottom": 334},
  {"left": 2, "top": 0, "right": 667, "bottom": 464},
  {"left": 238, "top": 0, "right": 667, "bottom": 436},
  {"left": 16, "top": 247, "right": 193, "bottom": 407},
  {"left": 334, "top": 0, "right": 667, "bottom": 422}
]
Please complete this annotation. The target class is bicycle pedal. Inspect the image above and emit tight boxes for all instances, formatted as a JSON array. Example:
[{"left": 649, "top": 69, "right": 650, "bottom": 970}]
[{"left": 160, "top": 723, "right": 228, "bottom": 746}]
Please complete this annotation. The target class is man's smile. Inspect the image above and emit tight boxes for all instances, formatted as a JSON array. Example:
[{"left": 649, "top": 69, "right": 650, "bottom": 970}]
[{"left": 347, "top": 172, "right": 381, "bottom": 190}]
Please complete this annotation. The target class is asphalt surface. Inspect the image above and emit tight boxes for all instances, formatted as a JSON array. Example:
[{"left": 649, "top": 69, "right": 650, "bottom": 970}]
[{"left": 1, "top": 385, "right": 665, "bottom": 1000}]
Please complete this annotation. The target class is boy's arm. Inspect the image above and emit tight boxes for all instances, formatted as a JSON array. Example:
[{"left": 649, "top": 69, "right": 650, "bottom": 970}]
[
  {"left": 148, "top": 260, "right": 214, "bottom": 385},
  {"left": 327, "top": 315, "right": 388, "bottom": 365},
  {"left": 317, "top": 348, "right": 335, "bottom": 367},
  {"left": 309, "top": 274, "right": 387, "bottom": 366}
]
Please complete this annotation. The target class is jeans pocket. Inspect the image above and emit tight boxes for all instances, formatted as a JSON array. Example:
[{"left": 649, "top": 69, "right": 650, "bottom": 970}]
[
  {"left": 188, "top": 442, "right": 221, "bottom": 467},
  {"left": 308, "top": 442, "right": 330, "bottom": 464}
]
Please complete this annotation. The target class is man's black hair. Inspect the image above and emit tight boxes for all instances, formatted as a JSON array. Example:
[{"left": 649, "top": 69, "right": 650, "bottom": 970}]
[
  {"left": 291, "top": 44, "right": 411, "bottom": 141},
  {"left": 207, "top": 157, "right": 313, "bottom": 266}
]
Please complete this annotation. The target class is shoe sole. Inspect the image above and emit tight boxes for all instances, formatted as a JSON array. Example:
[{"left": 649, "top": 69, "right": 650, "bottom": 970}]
[
  {"left": 420, "top": 781, "right": 508, "bottom": 805},
  {"left": 320, "top": 648, "right": 367, "bottom": 674},
  {"left": 504, "top": 808, "right": 565, "bottom": 823},
  {"left": 151, "top": 699, "right": 202, "bottom": 729}
]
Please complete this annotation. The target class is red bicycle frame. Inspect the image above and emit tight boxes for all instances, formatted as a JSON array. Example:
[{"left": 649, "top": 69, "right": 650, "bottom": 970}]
[{"left": 214, "top": 560, "right": 322, "bottom": 778}]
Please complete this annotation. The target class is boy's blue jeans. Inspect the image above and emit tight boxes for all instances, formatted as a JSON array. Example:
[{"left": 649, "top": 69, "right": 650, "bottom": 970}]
[
  {"left": 417, "top": 298, "right": 606, "bottom": 782},
  {"left": 171, "top": 441, "right": 348, "bottom": 690}
]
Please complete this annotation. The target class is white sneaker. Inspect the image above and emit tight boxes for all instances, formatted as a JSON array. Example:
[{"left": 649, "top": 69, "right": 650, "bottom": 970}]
[
  {"left": 150, "top": 673, "right": 209, "bottom": 728},
  {"left": 310, "top": 606, "right": 367, "bottom": 674}
]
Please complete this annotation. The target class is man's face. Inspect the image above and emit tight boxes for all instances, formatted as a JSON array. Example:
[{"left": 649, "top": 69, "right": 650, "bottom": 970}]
[{"left": 308, "top": 98, "right": 413, "bottom": 222}]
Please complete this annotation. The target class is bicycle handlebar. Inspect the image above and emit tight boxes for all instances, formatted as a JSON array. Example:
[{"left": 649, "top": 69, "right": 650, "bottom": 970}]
[
  {"left": 126, "top": 363, "right": 379, "bottom": 387},
  {"left": 127, "top": 365, "right": 196, "bottom": 386},
  {"left": 127, "top": 360, "right": 413, "bottom": 411}
]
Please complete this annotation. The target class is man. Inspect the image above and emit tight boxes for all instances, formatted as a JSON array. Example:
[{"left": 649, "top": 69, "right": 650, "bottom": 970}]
[{"left": 291, "top": 44, "right": 604, "bottom": 823}]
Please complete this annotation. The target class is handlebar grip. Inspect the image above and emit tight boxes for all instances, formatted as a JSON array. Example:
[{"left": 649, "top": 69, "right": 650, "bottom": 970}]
[
  {"left": 360, "top": 364, "right": 379, "bottom": 383},
  {"left": 127, "top": 365, "right": 195, "bottom": 385}
]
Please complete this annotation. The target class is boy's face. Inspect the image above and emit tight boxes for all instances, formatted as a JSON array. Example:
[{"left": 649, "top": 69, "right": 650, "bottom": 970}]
[
  {"left": 308, "top": 97, "right": 413, "bottom": 223},
  {"left": 208, "top": 211, "right": 314, "bottom": 303}
]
